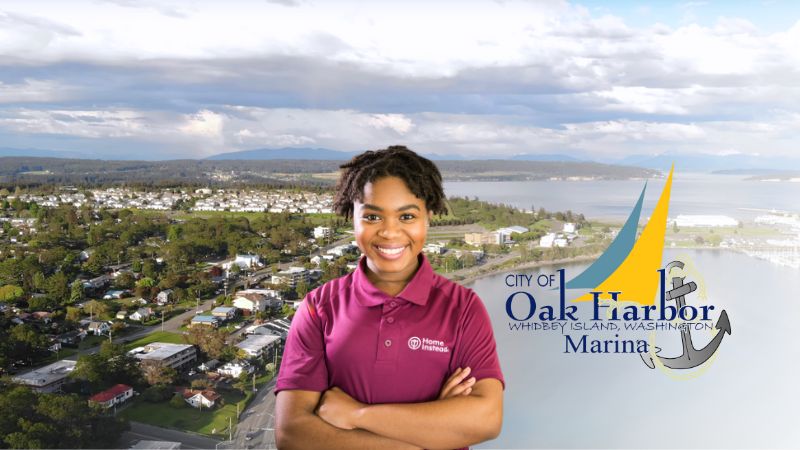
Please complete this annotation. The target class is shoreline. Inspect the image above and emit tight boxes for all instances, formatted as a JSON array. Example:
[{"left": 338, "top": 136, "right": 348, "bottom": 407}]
[{"left": 445, "top": 246, "right": 776, "bottom": 287}]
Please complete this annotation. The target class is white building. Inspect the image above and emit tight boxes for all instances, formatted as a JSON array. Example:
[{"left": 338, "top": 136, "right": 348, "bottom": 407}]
[
  {"left": 218, "top": 360, "right": 254, "bottom": 378},
  {"left": 130, "top": 343, "right": 197, "bottom": 370},
  {"left": 314, "top": 226, "right": 332, "bottom": 240},
  {"left": 233, "top": 288, "right": 282, "bottom": 313},
  {"left": 224, "top": 254, "right": 262, "bottom": 271},
  {"left": 12, "top": 360, "right": 77, "bottom": 393},
  {"left": 236, "top": 334, "right": 281, "bottom": 358}
]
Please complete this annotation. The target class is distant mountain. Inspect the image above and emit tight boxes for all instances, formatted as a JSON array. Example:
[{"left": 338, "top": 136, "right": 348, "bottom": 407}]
[
  {"left": 0, "top": 147, "right": 87, "bottom": 159},
  {"left": 206, "top": 147, "right": 359, "bottom": 160},
  {"left": 618, "top": 153, "right": 800, "bottom": 172},
  {"left": 510, "top": 153, "right": 582, "bottom": 162}
]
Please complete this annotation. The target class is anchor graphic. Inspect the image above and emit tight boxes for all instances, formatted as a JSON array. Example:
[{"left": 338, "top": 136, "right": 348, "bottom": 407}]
[{"left": 641, "top": 260, "right": 732, "bottom": 370}]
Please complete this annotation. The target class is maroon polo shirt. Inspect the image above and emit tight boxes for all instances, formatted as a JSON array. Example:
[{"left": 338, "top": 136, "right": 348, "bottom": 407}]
[{"left": 276, "top": 253, "right": 504, "bottom": 407}]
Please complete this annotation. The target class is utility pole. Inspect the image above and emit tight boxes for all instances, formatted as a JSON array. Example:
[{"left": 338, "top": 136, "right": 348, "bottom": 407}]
[
  {"left": 161, "top": 310, "right": 164, "bottom": 332},
  {"left": 229, "top": 416, "right": 232, "bottom": 441}
]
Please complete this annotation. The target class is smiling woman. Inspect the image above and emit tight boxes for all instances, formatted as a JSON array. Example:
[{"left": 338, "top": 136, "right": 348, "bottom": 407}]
[{"left": 274, "top": 146, "right": 505, "bottom": 450}]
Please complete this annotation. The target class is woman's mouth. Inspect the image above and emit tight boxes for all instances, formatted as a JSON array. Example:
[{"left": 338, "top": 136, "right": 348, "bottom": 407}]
[{"left": 374, "top": 244, "right": 408, "bottom": 260}]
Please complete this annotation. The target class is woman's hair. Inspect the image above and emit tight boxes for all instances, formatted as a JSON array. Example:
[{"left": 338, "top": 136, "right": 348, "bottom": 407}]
[{"left": 333, "top": 145, "right": 448, "bottom": 218}]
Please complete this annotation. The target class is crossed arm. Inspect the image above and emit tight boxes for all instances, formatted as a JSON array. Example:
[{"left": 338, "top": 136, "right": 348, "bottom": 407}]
[{"left": 275, "top": 367, "right": 503, "bottom": 450}]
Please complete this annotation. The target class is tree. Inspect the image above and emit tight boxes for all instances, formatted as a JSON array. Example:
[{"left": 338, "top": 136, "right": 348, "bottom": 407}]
[
  {"left": 169, "top": 392, "right": 186, "bottom": 408},
  {"left": 142, "top": 364, "right": 177, "bottom": 386},
  {"left": 184, "top": 326, "right": 228, "bottom": 360},
  {"left": 83, "top": 300, "right": 108, "bottom": 320},
  {"left": 0, "top": 285, "right": 24, "bottom": 302},
  {"left": 0, "top": 387, "right": 129, "bottom": 448},
  {"left": 69, "top": 281, "right": 84, "bottom": 304},
  {"left": 65, "top": 306, "right": 82, "bottom": 322}
]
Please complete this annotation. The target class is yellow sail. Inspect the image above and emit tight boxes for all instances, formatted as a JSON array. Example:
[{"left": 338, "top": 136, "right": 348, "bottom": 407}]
[{"left": 574, "top": 166, "right": 674, "bottom": 305}]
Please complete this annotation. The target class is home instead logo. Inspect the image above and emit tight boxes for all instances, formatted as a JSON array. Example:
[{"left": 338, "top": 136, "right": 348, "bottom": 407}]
[{"left": 504, "top": 167, "right": 732, "bottom": 373}]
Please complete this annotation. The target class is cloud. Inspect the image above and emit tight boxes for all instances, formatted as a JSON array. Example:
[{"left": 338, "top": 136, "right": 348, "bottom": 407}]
[{"left": 0, "top": 79, "right": 78, "bottom": 103}]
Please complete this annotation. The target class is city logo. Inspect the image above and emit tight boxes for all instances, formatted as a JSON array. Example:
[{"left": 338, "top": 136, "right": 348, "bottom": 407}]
[
  {"left": 407, "top": 336, "right": 450, "bottom": 353},
  {"left": 504, "top": 166, "right": 732, "bottom": 374}
]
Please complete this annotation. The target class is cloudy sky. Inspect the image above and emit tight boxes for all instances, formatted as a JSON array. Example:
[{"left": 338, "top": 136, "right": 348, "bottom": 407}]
[{"left": 2, "top": 0, "right": 800, "bottom": 160}]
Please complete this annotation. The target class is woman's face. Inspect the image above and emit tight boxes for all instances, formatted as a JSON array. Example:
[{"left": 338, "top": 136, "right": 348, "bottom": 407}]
[{"left": 353, "top": 176, "right": 431, "bottom": 283}]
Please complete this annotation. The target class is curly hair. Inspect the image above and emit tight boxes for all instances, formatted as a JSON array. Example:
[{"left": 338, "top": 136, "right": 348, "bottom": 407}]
[{"left": 333, "top": 145, "right": 448, "bottom": 219}]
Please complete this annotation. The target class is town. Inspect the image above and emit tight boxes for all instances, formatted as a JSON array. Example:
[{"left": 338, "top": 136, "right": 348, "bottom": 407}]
[{"left": 0, "top": 183, "right": 604, "bottom": 449}]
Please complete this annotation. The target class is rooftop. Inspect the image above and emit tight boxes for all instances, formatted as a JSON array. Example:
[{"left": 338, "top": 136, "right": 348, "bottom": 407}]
[{"left": 12, "top": 360, "right": 77, "bottom": 387}]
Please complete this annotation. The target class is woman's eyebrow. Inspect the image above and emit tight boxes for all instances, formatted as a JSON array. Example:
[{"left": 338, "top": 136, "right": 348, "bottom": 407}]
[{"left": 362, "top": 203, "right": 421, "bottom": 212}]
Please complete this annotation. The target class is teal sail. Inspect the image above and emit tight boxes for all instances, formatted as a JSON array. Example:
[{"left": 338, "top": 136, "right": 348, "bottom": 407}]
[{"left": 564, "top": 183, "right": 646, "bottom": 289}]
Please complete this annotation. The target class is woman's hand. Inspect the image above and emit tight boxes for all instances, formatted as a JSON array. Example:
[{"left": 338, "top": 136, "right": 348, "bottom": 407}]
[
  {"left": 315, "top": 386, "right": 366, "bottom": 430},
  {"left": 438, "top": 366, "right": 476, "bottom": 400}
]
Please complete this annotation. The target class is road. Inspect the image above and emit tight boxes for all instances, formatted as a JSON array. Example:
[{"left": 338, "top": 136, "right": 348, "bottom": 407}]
[
  {"left": 217, "top": 379, "right": 278, "bottom": 450},
  {"left": 117, "top": 422, "right": 221, "bottom": 449},
  {"left": 65, "top": 298, "right": 216, "bottom": 360}
]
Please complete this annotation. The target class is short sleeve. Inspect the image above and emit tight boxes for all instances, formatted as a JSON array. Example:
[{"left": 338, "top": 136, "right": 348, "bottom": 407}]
[
  {"left": 452, "top": 291, "right": 505, "bottom": 389},
  {"left": 274, "top": 291, "right": 329, "bottom": 394}
]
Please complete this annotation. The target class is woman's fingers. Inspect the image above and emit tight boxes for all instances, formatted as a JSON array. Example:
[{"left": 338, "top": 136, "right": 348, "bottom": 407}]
[
  {"left": 438, "top": 367, "right": 474, "bottom": 399},
  {"left": 447, "top": 376, "right": 476, "bottom": 397}
]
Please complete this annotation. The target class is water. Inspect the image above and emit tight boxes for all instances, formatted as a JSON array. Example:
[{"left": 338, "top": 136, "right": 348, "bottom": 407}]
[
  {"left": 470, "top": 249, "right": 800, "bottom": 449},
  {"left": 445, "top": 173, "right": 800, "bottom": 221}
]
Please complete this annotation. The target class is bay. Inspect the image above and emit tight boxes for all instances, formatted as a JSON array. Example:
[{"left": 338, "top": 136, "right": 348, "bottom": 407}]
[{"left": 470, "top": 249, "right": 800, "bottom": 449}]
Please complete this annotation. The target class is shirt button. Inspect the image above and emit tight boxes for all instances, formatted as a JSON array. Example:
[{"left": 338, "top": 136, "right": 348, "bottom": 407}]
[
  {"left": 384, "top": 339, "right": 392, "bottom": 347},
  {"left": 386, "top": 317, "right": 395, "bottom": 324},
  {"left": 390, "top": 301, "right": 397, "bottom": 307}
]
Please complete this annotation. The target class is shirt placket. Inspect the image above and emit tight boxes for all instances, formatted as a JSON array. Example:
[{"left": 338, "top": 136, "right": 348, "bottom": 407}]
[{"left": 375, "top": 299, "right": 403, "bottom": 370}]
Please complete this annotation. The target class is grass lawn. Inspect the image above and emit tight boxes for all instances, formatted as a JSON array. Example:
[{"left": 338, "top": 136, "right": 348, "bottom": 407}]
[
  {"left": 124, "top": 331, "right": 186, "bottom": 350},
  {"left": 120, "top": 387, "right": 265, "bottom": 437}
]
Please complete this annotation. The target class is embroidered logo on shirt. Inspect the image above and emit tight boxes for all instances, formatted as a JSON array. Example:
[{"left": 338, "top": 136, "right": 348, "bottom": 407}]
[{"left": 408, "top": 336, "right": 450, "bottom": 353}]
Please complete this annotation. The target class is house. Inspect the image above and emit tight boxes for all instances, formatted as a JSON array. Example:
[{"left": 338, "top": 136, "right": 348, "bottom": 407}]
[
  {"left": 57, "top": 330, "right": 87, "bottom": 346},
  {"left": 197, "top": 359, "right": 220, "bottom": 372},
  {"left": 87, "top": 321, "right": 110, "bottom": 335},
  {"left": 224, "top": 254, "right": 262, "bottom": 271},
  {"left": 180, "top": 388, "right": 221, "bottom": 409},
  {"left": 271, "top": 266, "right": 309, "bottom": 288},
  {"left": 129, "top": 342, "right": 197, "bottom": 370},
  {"left": 217, "top": 360, "right": 253, "bottom": 378},
  {"left": 191, "top": 315, "right": 220, "bottom": 327},
  {"left": 233, "top": 289, "right": 282, "bottom": 313},
  {"left": 130, "top": 307, "right": 154, "bottom": 322},
  {"left": 115, "top": 310, "right": 128, "bottom": 320},
  {"left": 88, "top": 384, "right": 134, "bottom": 409},
  {"left": 563, "top": 222, "right": 577, "bottom": 233},
  {"left": 423, "top": 243, "right": 445, "bottom": 254},
  {"left": 310, "top": 254, "right": 335, "bottom": 266},
  {"left": 31, "top": 311, "right": 53, "bottom": 324},
  {"left": 11, "top": 360, "right": 77, "bottom": 393},
  {"left": 82, "top": 274, "right": 112, "bottom": 290},
  {"left": 156, "top": 289, "right": 173, "bottom": 305},
  {"left": 313, "top": 226, "right": 332, "bottom": 240},
  {"left": 236, "top": 334, "right": 281, "bottom": 358},
  {"left": 103, "top": 289, "right": 128, "bottom": 300},
  {"left": 211, "top": 306, "right": 237, "bottom": 321}
]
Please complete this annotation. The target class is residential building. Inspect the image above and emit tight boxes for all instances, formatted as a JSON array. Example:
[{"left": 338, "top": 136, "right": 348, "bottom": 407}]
[
  {"left": 87, "top": 321, "right": 110, "bottom": 335},
  {"left": 129, "top": 307, "right": 154, "bottom": 322},
  {"left": 88, "top": 384, "right": 134, "bottom": 409},
  {"left": 179, "top": 388, "right": 221, "bottom": 409},
  {"left": 211, "top": 306, "right": 237, "bottom": 320},
  {"left": 217, "top": 360, "right": 254, "bottom": 378},
  {"left": 236, "top": 334, "right": 281, "bottom": 358},
  {"left": 224, "top": 254, "right": 262, "bottom": 271},
  {"left": 233, "top": 289, "right": 282, "bottom": 313},
  {"left": 11, "top": 360, "right": 77, "bottom": 393},
  {"left": 313, "top": 226, "right": 332, "bottom": 240},
  {"left": 130, "top": 343, "right": 197, "bottom": 370},
  {"left": 271, "top": 266, "right": 309, "bottom": 288},
  {"left": 156, "top": 289, "right": 173, "bottom": 305},
  {"left": 190, "top": 315, "right": 220, "bottom": 328}
]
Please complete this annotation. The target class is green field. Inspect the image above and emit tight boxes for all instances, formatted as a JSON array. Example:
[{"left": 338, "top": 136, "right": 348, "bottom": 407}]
[
  {"left": 123, "top": 331, "right": 186, "bottom": 350},
  {"left": 121, "top": 389, "right": 251, "bottom": 437}
]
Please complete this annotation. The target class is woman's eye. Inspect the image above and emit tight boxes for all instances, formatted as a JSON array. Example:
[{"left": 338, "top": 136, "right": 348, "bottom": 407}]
[
  {"left": 400, "top": 213, "right": 416, "bottom": 221},
  {"left": 363, "top": 214, "right": 381, "bottom": 222}
]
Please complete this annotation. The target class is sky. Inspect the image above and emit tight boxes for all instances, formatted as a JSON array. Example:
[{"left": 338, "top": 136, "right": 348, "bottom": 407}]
[{"left": 2, "top": 0, "right": 800, "bottom": 161}]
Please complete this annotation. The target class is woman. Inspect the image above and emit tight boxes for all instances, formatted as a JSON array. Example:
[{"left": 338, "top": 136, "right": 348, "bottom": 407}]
[{"left": 275, "top": 146, "right": 504, "bottom": 450}]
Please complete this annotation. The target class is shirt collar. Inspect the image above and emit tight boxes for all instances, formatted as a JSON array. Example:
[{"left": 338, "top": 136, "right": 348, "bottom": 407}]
[{"left": 352, "top": 253, "right": 434, "bottom": 307}]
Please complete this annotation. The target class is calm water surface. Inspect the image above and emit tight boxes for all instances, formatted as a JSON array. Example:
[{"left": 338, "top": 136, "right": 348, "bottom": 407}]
[
  {"left": 470, "top": 249, "right": 800, "bottom": 449},
  {"left": 445, "top": 173, "right": 800, "bottom": 221}
]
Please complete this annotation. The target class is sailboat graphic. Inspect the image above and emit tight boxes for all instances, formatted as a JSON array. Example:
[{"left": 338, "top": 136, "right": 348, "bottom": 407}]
[
  {"left": 567, "top": 166, "right": 674, "bottom": 305},
  {"left": 563, "top": 166, "right": 732, "bottom": 370}
]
